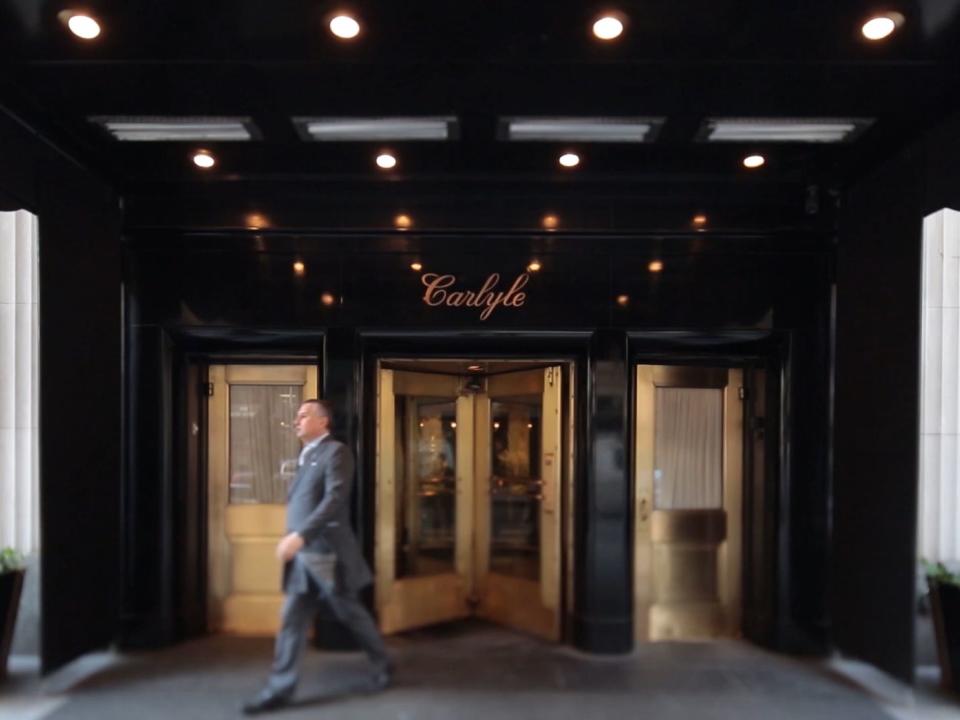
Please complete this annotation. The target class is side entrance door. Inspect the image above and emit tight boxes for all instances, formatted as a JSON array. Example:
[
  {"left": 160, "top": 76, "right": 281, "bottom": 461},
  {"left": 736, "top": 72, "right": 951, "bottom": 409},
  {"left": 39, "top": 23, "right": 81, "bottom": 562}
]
[{"left": 207, "top": 364, "right": 318, "bottom": 634}]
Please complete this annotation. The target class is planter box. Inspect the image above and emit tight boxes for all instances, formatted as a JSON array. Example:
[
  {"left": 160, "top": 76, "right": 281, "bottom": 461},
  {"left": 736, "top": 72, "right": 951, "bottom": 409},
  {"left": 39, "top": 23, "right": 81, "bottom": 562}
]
[
  {"left": 928, "top": 577, "right": 960, "bottom": 692},
  {"left": 0, "top": 569, "right": 25, "bottom": 681}
]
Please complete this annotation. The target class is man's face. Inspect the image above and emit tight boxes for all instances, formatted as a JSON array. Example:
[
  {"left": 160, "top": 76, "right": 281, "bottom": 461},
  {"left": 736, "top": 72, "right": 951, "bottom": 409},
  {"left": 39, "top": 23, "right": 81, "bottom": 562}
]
[{"left": 294, "top": 403, "right": 328, "bottom": 442}]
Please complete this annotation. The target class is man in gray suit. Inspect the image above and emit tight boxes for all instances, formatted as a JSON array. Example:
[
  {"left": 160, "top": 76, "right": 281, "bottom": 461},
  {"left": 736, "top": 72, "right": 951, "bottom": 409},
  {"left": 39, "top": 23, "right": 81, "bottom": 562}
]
[{"left": 243, "top": 399, "right": 392, "bottom": 715}]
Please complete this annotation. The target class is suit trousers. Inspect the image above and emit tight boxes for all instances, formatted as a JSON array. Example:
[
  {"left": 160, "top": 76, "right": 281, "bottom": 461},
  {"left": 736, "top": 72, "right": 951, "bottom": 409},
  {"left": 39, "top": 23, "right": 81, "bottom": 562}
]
[{"left": 266, "top": 585, "right": 389, "bottom": 699}]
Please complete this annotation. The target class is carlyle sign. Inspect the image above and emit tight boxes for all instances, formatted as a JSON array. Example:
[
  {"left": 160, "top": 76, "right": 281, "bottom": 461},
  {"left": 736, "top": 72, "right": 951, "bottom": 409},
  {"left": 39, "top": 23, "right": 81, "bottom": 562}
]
[{"left": 421, "top": 272, "right": 530, "bottom": 321}]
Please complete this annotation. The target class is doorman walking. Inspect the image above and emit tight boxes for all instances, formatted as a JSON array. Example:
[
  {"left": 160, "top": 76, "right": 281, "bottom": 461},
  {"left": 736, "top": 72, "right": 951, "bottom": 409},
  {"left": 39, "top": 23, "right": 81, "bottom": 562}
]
[{"left": 244, "top": 399, "right": 392, "bottom": 715}]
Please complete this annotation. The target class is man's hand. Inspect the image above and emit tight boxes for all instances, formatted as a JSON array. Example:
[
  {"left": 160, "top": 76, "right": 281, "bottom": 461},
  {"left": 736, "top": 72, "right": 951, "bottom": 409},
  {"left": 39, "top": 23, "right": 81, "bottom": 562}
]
[{"left": 276, "top": 532, "right": 305, "bottom": 562}]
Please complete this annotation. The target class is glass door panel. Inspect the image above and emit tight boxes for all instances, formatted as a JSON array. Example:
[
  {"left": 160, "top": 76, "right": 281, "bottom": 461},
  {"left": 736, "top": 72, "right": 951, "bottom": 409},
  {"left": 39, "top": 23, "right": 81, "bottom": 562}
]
[
  {"left": 376, "top": 368, "right": 473, "bottom": 634},
  {"left": 489, "top": 397, "right": 541, "bottom": 580},
  {"left": 477, "top": 367, "right": 562, "bottom": 641},
  {"left": 395, "top": 397, "right": 457, "bottom": 578}
]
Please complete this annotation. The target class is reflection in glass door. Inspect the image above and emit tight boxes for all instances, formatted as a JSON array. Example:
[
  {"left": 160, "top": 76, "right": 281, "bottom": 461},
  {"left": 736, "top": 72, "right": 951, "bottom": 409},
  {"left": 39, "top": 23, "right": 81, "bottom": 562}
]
[
  {"left": 376, "top": 362, "right": 565, "bottom": 641},
  {"left": 396, "top": 398, "right": 458, "bottom": 578}
]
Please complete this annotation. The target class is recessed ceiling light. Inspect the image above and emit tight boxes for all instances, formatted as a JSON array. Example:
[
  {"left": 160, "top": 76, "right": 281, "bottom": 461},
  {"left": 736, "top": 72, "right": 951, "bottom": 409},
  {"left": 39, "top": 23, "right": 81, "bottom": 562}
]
[
  {"left": 321, "top": 292, "right": 336, "bottom": 306},
  {"left": 468, "top": 365, "right": 483, "bottom": 372},
  {"left": 616, "top": 294, "right": 630, "bottom": 306},
  {"left": 862, "top": 12, "right": 904, "bottom": 40},
  {"left": 527, "top": 261, "right": 542, "bottom": 272},
  {"left": 542, "top": 214, "right": 559, "bottom": 230},
  {"left": 293, "top": 261, "right": 306, "bottom": 276},
  {"left": 246, "top": 213, "right": 269, "bottom": 230},
  {"left": 701, "top": 117, "right": 872, "bottom": 143},
  {"left": 742, "top": 154, "right": 765, "bottom": 169},
  {"left": 395, "top": 214, "right": 413, "bottom": 230},
  {"left": 89, "top": 116, "right": 257, "bottom": 142},
  {"left": 502, "top": 117, "right": 662, "bottom": 143},
  {"left": 294, "top": 117, "right": 458, "bottom": 142},
  {"left": 410, "top": 262, "right": 423, "bottom": 271},
  {"left": 592, "top": 15, "right": 624, "bottom": 40},
  {"left": 192, "top": 150, "right": 216, "bottom": 169},
  {"left": 648, "top": 260, "right": 664, "bottom": 273},
  {"left": 692, "top": 214, "right": 708, "bottom": 227},
  {"left": 376, "top": 153, "right": 397, "bottom": 169},
  {"left": 61, "top": 12, "right": 101, "bottom": 39},
  {"left": 329, "top": 14, "right": 361, "bottom": 39},
  {"left": 559, "top": 153, "right": 580, "bottom": 168}
]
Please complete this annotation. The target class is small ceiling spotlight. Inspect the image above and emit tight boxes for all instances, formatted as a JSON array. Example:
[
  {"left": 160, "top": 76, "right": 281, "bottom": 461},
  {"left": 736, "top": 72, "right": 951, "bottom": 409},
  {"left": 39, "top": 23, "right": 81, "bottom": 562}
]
[
  {"left": 542, "top": 214, "right": 559, "bottom": 230},
  {"left": 395, "top": 213, "right": 413, "bottom": 230},
  {"left": 450, "top": 421, "right": 457, "bottom": 428},
  {"left": 592, "top": 14, "right": 624, "bottom": 40},
  {"left": 320, "top": 292, "right": 336, "bottom": 306},
  {"left": 60, "top": 11, "right": 101, "bottom": 39},
  {"left": 742, "top": 154, "right": 765, "bottom": 169},
  {"left": 192, "top": 149, "right": 216, "bottom": 169},
  {"left": 410, "top": 262, "right": 423, "bottom": 272},
  {"left": 292, "top": 261, "right": 306, "bottom": 276},
  {"left": 329, "top": 14, "right": 361, "bottom": 39},
  {"left": 467, "top": 364, "right": 483, "bottom": 372},
  {"left": 527, "top": 261, "right": 542, "bottom": 272},
  {"left": 245, "top": 212, "right": 269, "bottom": 230},
  {"left": 559, "top": 152, "right": 580, "bottom": 168},
  {"left": 376, "top": 153, "right": 397, "bottom": 169},
  {"left": 862, "top": 12, "right": 904, "bottom": 40},
  {"left": 616, "top": 294, "right": 630, "bottom": 306},
  {"left": 692, "top": 214, "right": 708, "bottom": 227},
  {"left": 648, "top": 260, "right": 664, "bottom": 272}
]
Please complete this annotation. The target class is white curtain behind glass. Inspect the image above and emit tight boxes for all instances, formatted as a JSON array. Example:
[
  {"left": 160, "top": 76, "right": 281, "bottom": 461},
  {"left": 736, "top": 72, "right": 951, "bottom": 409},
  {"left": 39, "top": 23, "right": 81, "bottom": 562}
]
[
  {"left": 919, "top": 209, "right": 960, "bottom": 564},
  {"left": 654, "top": 387, "right": 723, "bottom": 509},
  {"left": 229, "top": 385, "right": 302, "bottom": 504},
  {"left": 0, "top": 210, "right": 39, "bottom": 551}
]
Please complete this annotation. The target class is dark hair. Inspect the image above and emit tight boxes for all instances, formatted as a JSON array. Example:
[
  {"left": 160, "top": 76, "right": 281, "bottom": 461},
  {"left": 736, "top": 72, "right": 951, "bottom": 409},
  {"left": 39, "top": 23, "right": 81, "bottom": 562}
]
[{"left": 303, "top": 398, "right": 335, "bottom": 429}]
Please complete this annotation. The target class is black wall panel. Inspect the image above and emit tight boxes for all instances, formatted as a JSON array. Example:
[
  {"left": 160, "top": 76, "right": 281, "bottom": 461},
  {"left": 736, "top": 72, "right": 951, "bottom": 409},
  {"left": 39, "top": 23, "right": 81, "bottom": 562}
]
[
  {"left": 835, "top": 109, "right": 960, "bottom": 682},
  {"left": 0, "top": 108, "right": 123, "bottom": 673}
]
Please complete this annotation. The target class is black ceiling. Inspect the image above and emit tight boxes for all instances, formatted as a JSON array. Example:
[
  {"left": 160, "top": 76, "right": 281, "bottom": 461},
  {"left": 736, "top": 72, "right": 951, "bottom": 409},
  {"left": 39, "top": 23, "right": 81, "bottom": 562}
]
[{"left": 2, "top": 0, "right": 960, "bottom": 211}]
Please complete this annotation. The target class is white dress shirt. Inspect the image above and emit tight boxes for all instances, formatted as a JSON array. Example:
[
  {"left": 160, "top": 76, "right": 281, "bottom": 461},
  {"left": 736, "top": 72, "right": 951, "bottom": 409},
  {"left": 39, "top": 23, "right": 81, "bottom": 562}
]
[{"left": 297, "top": 433, "right": 328, "bottom": 467}]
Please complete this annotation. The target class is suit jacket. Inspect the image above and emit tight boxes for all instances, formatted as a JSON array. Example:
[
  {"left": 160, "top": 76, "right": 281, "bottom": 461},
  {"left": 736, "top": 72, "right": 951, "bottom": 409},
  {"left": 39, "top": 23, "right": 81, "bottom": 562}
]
[{"left": 282, "top": 435, "right": 373, "bottom": 596}]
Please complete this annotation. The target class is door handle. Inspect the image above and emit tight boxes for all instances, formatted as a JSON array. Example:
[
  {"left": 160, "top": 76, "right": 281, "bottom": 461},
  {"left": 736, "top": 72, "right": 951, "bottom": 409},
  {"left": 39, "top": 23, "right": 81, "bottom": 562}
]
[{"left": 639, "top": 497, "right": 649, "bottom": 522}]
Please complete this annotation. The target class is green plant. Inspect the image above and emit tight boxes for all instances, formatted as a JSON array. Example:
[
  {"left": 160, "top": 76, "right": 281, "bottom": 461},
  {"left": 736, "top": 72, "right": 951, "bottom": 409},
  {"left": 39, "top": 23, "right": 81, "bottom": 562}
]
[
  {"left": 923, "top": 559, "right": 960, "bottom": 587},
  {"left": 0, "top": 548, "right": 24, "bottom": 574}
]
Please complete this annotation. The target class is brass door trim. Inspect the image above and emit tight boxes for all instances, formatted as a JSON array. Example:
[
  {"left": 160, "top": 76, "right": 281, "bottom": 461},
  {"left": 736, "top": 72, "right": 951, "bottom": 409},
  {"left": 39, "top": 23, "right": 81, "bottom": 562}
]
[
  {"left": 225, "top": 365, "right": 311, "bottom": 385},
  {"left": 650, "top": 509, "right": 726, "bottom": 544},
  {"left": 652, "top": 366, "right": 728, "bottom": 389}
]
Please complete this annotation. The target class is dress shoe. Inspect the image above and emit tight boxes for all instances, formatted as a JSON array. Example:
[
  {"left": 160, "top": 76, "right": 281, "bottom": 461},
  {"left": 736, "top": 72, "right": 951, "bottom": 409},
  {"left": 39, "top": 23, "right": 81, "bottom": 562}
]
[
  {"left": 368, "top": 663, "right": 394, "bottom": 692},
  {"left": 241, "top": 690, "right": 290, "bottom": 715}
]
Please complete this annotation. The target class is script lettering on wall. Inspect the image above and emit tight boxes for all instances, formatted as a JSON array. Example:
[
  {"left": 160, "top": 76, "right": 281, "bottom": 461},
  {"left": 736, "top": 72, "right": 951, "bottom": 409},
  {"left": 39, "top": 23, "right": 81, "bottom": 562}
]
[{"left": 421, "top": 272, "right": 529, "bottom": 321}]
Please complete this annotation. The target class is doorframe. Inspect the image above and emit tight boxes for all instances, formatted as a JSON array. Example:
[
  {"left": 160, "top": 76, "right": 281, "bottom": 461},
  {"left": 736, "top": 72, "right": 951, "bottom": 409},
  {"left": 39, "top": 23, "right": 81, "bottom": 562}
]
[
  {"left": 627, "top": 330, "right": 788, "bottom": 649},
  {"left": 165, "top": 327, "right": 325, "bottom": 643},
  {"left": 357, "top": 330, "right": 592, "bottom": 642}
]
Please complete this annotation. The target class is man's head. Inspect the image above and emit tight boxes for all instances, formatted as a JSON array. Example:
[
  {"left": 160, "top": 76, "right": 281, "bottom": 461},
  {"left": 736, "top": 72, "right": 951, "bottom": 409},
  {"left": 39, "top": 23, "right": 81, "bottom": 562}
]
[{"left": 295, "top": 399, "right": 334, "bottom": 442}]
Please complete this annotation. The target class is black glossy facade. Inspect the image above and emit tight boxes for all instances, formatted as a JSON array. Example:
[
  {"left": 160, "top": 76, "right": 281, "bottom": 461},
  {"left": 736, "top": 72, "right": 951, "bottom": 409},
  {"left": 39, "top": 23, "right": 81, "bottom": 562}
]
[
  {"left": 5, "top": 7, "right": 960, "bottom": 681},
  {"left": 120, "top": 227, "right": 833, "bottom": 656}
]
